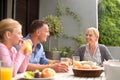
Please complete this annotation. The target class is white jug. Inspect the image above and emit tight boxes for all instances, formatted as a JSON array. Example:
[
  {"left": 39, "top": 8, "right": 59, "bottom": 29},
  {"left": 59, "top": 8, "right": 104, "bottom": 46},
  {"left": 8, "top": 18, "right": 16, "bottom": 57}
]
[{"left": 103, "top": 60, "right": 120, "bottom": 80}]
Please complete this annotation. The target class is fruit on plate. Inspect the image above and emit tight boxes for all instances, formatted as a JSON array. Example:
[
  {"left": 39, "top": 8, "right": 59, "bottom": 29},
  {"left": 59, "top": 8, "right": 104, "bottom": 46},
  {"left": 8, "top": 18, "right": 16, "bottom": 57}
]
[
  {"left": 24, "top": 71, "right": 34, "bottom": 79},
  {"left": 33, "top": 70, "right": 41, "bottom": 78},
  {"left": 24, "top": 70, "right": 41, "bottom": 79},
  {"left": 24, "top": 68, "right": 56, "bottom": 79},
  {"left": 41, "top": 68, "right": 56, "bottom": 78},
  {"left": 24, "top": 39, "right": 32, "bottom": 54}
]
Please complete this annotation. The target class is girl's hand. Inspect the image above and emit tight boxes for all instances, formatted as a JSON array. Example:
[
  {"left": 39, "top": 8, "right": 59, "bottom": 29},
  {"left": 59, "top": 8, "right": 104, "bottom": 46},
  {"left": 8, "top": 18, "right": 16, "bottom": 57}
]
[{"left": 18, "top": 40, "right": 26, "bottom": 53}]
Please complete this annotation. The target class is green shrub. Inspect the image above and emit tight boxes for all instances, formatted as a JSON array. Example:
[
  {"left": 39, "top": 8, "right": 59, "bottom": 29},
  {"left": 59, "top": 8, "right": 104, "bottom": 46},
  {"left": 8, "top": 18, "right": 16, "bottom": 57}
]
[
  {"left": 42, "top": 15, "right": 63, "bottom": 37},
  {"left": 98, "top": 0, "right": 120, "bottom": 46}
]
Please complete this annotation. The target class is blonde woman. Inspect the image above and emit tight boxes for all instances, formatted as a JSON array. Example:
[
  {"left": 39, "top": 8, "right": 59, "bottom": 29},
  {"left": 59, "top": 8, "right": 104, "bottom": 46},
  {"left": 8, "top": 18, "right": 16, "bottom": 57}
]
[
  {"left": 0, "top": 18, "right": 30, "bottom": 76},
  {"left": 74, "top": 27, "right": 113, "bottom": 65}
]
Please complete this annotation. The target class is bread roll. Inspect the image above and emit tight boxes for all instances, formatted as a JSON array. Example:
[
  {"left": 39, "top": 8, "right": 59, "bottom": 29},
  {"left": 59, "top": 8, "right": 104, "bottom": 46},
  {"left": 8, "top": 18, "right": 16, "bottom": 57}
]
[
  {"left": 73, "top": 61, "right": 82, "bottom": 69},
  {"left": 41, "top": 68, "right": 56, "bottom": 78},
  {"left": 82, "top": 64, "right": 92, "bottom": 69},
  {"left": 91, "top": 65, "right": 100, "bottom": 69}
]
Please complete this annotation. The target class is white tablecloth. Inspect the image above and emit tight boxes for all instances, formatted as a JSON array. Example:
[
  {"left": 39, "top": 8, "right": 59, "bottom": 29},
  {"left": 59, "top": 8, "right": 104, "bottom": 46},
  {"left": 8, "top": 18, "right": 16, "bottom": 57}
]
[{"left": 13, "top": 68, "right": 106, "bottom": 80}]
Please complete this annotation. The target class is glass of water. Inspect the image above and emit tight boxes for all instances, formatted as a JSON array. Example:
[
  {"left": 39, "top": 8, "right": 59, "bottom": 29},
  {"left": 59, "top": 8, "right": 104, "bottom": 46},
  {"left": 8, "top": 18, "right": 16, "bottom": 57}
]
[{"left": 72, "top": 55, "right": 80, "bottom": 61}]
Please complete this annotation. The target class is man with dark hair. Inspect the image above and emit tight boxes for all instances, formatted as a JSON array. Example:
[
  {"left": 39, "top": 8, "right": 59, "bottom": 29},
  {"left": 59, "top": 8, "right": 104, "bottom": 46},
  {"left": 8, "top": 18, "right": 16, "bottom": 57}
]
[{"left": 24, "top": 20, "right": 68, "bottom": 72}]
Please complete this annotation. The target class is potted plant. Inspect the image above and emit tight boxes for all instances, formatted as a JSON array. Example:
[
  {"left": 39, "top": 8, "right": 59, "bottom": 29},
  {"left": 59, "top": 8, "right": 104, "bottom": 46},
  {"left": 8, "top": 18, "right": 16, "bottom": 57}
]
[
  {"left": 42, "top": 15, "right": 63, "bottom": 51},
  {"left": 60, "top": 47, "right": 72, "bottom": 58},
  {"left": 42, "top": 15, "right": 63, "bottom": 59},
  {"left": 42, "top": 15, "right": 63, "bottom": 37},
  {"left": 72, "top": 33, "right": 85, "bottom": 47}
]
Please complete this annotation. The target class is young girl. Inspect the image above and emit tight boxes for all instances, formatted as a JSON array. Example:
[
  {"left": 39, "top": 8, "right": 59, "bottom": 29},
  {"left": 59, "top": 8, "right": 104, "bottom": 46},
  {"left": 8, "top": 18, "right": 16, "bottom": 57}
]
[{"left": 0, "top": 18, "right": 30, "bottom": 76}]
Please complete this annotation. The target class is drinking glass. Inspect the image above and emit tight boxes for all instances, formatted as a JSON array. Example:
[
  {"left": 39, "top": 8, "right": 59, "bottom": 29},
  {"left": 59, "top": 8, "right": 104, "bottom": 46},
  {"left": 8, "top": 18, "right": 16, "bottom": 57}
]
[
  {"left": 60, "top": 57, "right": 70, "bottom": 66},
  {"left": 0, "top": 61, "right": 13, "bottom": 80},
  {"left": 72, "top": 55, "right": 80, "bottom": 61},
  {"left": 72, "top": 55, "right": 80, "bottom": 66}
]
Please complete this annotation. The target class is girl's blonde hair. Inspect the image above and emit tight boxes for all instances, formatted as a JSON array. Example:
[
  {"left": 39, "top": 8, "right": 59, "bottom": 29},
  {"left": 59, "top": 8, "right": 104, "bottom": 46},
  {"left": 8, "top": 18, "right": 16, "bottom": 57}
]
[{"left": 0, "top": 18, "right": 21, "bottom": 40}]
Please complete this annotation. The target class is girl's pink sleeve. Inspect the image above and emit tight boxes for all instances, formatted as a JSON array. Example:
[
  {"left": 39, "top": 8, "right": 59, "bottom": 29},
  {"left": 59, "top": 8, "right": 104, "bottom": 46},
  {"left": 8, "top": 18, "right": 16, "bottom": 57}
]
[
  {"left": 12, "top": 47, "right": 30, "bottom": 76},
  {"left": 13, "top": 52, "right": 25, "bottom": 76},
  {"left": 18, "top": 55, "right": 30, "bottom": 73},
  {"left": 0, "top": 46, "right": 30, "bottom": 76}
]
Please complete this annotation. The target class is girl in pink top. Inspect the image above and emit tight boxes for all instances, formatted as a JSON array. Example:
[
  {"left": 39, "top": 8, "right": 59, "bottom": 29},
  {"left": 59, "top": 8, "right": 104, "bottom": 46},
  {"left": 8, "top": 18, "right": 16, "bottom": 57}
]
[{"left": 0, "top": 18, "right": 30, "bottom": 76}]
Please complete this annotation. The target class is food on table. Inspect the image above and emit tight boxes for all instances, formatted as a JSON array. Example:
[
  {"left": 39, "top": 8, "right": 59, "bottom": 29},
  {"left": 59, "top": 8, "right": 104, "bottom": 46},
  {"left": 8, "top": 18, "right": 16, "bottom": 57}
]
[
  {"left": 41, "top": 68, "right": 56, "bottom": 78},
  {"left": 24, "top": 39, "right": 32, "bottom": 54},
  {"left": 73, "top": 61, "right": 82, "bottom": 69},
  {"left": 24, "top": 68, "right": 56, "bottom": 79},
  {"left": 73, "top": 61, "right": 100, "bottom": 70},
  {"left": 24, "top": 71, "right": 34, "bottom": 79},
  {"left": 24, "top": 70, "right": 40, "bottom": 79},
  {"left": 82, "top": 64, "right": 92, "bottom": 69},
  {"left": 33, "top": 70, "right": 41, "bottom": 78},
  {"left": 91, "top": 65, "right": 100, "bottom": 69}
]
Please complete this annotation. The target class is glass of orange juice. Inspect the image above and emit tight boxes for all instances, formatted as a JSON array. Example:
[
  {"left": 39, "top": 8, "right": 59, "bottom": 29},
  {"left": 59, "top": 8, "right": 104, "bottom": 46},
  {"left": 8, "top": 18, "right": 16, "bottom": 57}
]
[{"left": 0, "top": 61, "right": 13, "bottom": 80}]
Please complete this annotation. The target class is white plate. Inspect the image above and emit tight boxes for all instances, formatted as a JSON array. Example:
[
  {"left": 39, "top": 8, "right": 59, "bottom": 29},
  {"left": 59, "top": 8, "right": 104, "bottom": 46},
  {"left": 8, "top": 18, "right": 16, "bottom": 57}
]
[
  {"left": 23, "top": 77, "right": 54, "bottom": 80},
  {"left": 13, "top": 72, "right": 55, "bottom": 80}
]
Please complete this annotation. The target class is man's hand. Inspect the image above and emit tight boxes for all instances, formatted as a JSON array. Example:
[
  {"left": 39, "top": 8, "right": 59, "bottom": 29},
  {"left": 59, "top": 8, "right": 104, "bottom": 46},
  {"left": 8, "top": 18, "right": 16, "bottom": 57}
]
[
  {"left": 51, "top": 63, "right": 69, "bottom": 72},
  {"left": 48, "top": 60, "right": 60, "bottom": 64}
]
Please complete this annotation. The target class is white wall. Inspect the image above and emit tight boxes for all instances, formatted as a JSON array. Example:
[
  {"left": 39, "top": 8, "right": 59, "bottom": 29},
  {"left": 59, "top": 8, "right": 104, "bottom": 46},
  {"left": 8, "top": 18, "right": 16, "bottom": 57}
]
[
  {"left": 39, "top": 0, "right": 120, "bottom": 59},
  {"left": 39, "top": 0, "right": 98, "bottom": 50},
  {"left": 39, "top": 0, "right": 98, "bottom": 34},
  {"left": 108, "top": 47, "right": 120, "bottom": 59}
]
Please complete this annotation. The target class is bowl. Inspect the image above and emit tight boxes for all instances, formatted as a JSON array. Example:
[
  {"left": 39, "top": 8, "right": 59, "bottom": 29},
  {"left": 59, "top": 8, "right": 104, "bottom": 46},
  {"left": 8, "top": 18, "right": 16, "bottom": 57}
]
[{"left": 72, "top": 68, "right": 103, "bottom": 77}]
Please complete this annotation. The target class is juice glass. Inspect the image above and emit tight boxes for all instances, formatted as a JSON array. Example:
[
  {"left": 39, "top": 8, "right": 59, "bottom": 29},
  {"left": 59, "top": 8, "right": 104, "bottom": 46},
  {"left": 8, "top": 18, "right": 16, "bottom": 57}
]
[
  {"left": 72, "top": 55, "right": 80, "bottom": 66},
  {"left": 60, "top": 57, "right": 70, "bottom": 66},
  {"left": 72, "top": 55, "right": 80, "bottom": 61},
  {"left": 0, "top": 61, "right": 13, "bottom": 80}
]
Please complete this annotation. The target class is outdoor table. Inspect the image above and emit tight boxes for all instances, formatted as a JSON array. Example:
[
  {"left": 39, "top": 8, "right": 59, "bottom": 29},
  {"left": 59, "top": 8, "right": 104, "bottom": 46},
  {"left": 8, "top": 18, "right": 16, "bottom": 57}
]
[{"left": 13, "top": 67, "right": 105, "bottom": 80}]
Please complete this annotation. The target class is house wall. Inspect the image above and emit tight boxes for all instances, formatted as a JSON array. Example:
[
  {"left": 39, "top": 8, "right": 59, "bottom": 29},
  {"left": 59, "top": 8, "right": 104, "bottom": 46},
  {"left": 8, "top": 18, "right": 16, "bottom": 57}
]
[
  {"left": 39, "top": 0, "right": 120, "bottom": 59},
  {"left": 39, "top": 0, "right": 98, "bottom": 35},
  {"left": 39, "top": 0, "right": 98, "bottom": 49},
  {"left": 108, "top": 47, "right": 120, "bottom": 59}
]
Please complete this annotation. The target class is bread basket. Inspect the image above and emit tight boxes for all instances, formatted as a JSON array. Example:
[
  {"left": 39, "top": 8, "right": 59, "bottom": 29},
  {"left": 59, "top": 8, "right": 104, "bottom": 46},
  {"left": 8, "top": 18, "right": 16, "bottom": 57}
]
[{"left": 73, "top": 68, "right": 103, "bottom": 77}]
